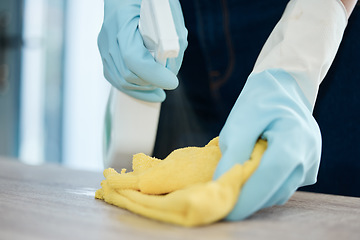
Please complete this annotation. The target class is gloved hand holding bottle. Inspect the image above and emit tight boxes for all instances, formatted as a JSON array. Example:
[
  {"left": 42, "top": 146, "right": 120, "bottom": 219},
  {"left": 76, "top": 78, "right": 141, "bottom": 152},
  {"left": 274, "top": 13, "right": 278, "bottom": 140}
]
[
  {"left": 98, "top": 0, "right": 188, "bottom": 102},
  {"left": 213, "top": 0, "right": 349, "bottom": 220}
]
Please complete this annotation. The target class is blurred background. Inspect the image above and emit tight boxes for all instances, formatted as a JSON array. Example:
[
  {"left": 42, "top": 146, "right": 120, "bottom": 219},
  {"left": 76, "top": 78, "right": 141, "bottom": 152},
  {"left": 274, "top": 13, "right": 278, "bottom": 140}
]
[{"left": 0, "top": 0, "right": 110, "bottom": 171}]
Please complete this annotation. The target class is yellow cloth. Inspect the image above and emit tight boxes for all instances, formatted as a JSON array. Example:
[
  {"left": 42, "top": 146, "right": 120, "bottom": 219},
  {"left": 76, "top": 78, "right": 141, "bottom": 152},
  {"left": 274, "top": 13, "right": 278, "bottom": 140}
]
[{"left": 95, "top": 137, "right": 267, "bottom": 227}]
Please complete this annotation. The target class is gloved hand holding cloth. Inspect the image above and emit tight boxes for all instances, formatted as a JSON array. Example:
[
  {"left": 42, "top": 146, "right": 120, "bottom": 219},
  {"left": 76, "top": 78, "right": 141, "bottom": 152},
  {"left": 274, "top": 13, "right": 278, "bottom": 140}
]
[{"left": 214, "top": 0, "right": 348, "bottom": 220}]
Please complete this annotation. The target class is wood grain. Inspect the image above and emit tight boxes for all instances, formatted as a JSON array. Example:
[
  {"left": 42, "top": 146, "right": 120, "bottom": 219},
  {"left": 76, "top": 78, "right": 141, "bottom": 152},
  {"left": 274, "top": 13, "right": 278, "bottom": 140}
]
[{"left": 0, "top": 157, "right": 359, "bottom": 240}]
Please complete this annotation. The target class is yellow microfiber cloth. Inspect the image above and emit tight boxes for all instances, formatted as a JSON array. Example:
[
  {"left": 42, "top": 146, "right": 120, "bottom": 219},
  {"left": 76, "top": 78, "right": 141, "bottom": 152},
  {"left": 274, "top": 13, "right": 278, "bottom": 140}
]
[{"left": 95, "top": 137, "right": 267, "bottom": 227}]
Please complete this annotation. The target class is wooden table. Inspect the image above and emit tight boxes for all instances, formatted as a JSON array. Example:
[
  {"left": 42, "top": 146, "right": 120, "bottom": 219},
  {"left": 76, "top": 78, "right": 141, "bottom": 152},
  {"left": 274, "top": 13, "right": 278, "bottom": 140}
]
[{"left": 1, "top": 157, "right": 359, "bottom": 240}]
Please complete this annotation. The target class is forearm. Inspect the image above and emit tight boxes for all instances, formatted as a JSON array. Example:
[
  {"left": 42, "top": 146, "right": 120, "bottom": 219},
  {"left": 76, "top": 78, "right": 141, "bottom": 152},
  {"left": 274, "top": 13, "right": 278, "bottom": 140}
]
[
  {"left": 341, "top": 0, "right": 358, "bottom": 18},
  {"left": 252, "top": 0, "right": 347, "bottom": 108}
]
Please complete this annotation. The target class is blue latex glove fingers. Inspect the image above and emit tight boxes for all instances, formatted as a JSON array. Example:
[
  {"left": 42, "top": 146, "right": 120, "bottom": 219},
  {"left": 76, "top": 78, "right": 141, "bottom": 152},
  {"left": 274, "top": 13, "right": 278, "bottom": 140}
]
[
  {"left": 227, "top": 118, "right": 321, "bottom": 220},
  {"left": 98, "top": 0, "right": 188, "bottom": 102},
  {"left": 214, "top": 70, "right": 322, "bottom": 221},
  {"left": 117, "top": 22, "right": 179, "bottom": 88},
  {"left": 99, "top": 31, "right": 165, "bottom": 102},
  {"left": 214, "top": 107, "right": 266, "bottom": 178}
]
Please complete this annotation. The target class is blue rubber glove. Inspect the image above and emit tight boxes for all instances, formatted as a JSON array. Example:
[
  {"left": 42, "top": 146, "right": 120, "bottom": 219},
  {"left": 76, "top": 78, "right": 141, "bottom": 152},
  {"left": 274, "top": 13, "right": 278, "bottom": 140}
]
[
  {"left": 98, "top": 0, "right": 188, "bottom": 102},
  {"left": 214, "top": 69, "right": 321, "bottom": 220},
  {"left": 213, "top": 0, "right": 347, "bottom": 220}
]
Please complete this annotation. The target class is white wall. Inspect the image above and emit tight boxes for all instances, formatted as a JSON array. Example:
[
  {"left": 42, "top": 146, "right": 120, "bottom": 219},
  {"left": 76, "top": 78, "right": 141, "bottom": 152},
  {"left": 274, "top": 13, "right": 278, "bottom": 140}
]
[
  {"left": 20, "top": 0, "right": 46, "bottom": 165},
  {"left": 62, "top": 0, "right": 110, "bottom": 171}
]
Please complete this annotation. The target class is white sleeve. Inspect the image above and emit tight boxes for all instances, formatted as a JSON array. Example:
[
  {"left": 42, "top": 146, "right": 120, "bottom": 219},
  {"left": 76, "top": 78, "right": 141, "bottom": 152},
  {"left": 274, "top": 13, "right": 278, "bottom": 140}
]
[{"left": 252, "top": 0, "right": 347, "bottom": 108}]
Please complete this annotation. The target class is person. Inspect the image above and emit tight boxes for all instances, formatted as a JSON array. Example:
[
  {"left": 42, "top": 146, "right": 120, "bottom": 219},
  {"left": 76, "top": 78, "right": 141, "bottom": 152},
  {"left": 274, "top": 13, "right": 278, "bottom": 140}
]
[{"left": 98, "top": 0, "right": 359, "bottom": 220}]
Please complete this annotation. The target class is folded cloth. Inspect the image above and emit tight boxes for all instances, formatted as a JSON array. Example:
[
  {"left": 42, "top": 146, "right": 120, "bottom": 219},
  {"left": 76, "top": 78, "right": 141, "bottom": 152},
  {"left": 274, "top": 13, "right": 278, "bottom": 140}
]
[{"left": 95, "top": 137, "right": 267, "bottom": 227}]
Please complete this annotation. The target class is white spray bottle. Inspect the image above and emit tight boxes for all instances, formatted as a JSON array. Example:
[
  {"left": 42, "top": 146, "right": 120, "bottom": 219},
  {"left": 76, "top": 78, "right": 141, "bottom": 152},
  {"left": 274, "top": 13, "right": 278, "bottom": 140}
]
[{"left": 103, "top": 0, "right": 180, "bottom": 170}]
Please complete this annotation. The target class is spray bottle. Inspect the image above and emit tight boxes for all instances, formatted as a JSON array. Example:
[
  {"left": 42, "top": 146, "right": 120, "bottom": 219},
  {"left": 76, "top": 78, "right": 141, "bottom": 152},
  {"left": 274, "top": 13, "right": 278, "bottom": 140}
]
[{"left": 103, "top": 0, "right": 180, "bottom": 170}]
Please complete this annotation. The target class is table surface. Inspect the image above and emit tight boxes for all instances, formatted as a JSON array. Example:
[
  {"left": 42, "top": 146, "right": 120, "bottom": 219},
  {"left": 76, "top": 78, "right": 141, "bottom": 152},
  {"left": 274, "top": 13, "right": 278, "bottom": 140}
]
[{"left": 1, "top": 157, "right": 359, "bottom": 240}]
